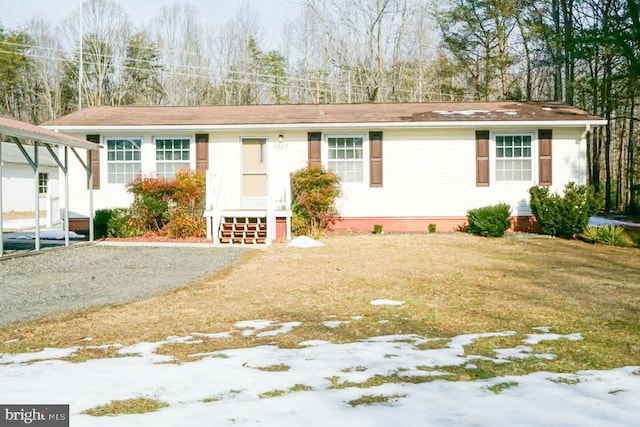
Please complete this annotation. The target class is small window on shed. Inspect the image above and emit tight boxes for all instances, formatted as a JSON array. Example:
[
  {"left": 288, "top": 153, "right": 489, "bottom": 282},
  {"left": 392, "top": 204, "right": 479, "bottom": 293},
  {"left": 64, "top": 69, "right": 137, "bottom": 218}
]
[{"left": 38, "top": 172, "right": 48, "bottom": 195}]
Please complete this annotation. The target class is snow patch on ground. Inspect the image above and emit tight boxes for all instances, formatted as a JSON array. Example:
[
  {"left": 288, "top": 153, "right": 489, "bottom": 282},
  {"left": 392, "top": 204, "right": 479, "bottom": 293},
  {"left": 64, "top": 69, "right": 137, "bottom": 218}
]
[
  {"left": 524, "top": 332, "right": 583, "bottom": 345},
  {"left": 235, "top": 320, "right": 302, "bottom": 338},
  {"left": 0, "top": 327, "right": 638, "bottom": 426},
  {"left": 322, "top": 320, "right": 349, "bottom": 328},
  {"left": 0, "top": 347, "right": 80, "bottom": 364},
  {"left": 257, "top": 322, "right": 302, "bottom": 337},
  {"left": 191, "top": 332, "right": 232, "bottom": 339},
  {"left": 494, "top": 346, "right": 556, "bottom": 361},
  {"left": 13, "top": 230, "right": 85, "bottom": 240},
  {"left": 370, "top": 299, "right": 405, "bottom": 306},
  {"left": 287, "top": 236, "right": 325, "bottom": 248}
]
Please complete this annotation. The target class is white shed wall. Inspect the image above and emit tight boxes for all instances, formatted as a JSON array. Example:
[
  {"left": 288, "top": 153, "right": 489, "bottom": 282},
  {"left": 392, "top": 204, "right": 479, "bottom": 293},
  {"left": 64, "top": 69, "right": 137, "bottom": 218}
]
[{"left": 2, "top": 164, "right": 59, "bottom": 212}]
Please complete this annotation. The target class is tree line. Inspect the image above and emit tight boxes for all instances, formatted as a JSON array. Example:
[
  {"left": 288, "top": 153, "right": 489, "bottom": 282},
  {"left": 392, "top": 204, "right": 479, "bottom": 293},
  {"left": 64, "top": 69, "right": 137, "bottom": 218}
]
[{"left": 0, "top": 0, "right": 638, "bottom": 213}]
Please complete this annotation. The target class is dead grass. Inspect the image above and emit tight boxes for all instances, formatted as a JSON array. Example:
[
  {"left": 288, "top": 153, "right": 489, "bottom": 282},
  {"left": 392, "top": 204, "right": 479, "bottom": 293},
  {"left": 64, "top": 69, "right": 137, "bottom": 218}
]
[
  {"left": 348, "top": 393, "right": 407, "bottom": 407},
  {"left": 81, "top": 397, "right": 168, "bottom": 416},
  {"left": 1, "top": 234, "right": 639, "bottom": 373}
]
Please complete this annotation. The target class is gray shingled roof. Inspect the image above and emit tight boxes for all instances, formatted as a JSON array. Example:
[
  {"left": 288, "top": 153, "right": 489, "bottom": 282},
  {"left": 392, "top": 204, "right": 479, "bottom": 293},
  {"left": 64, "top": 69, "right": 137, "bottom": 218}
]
[{"left": 43, "top": 102, "right": 603, "bottom": 127}]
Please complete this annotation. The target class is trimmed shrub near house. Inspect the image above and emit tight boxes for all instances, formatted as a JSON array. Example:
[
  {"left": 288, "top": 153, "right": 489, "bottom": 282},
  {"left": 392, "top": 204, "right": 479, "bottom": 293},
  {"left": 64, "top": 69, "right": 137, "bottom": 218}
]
[
  {"left": 467, "top": 203, "right": 512, "bottom": 237},
  {"left": 291, "top": 166, "right": 341, "bottom": 237},
  {"left": 529, "top": 182, "right": 602, "bottom": 238},
  {"left": 428, "top": 223, "right": 437, "bottom": 234},
  {"left": 127, "top": 169, "right": 206, "bottom": 238},
  {"left": 107, "top": 208, "right": 144, "bottom": 237},
  {"left": 94, "top": 208, "right": 143, "bottom": 238},
  {"left": 93, "top": 209, "right": 111, "bottom": 238}
]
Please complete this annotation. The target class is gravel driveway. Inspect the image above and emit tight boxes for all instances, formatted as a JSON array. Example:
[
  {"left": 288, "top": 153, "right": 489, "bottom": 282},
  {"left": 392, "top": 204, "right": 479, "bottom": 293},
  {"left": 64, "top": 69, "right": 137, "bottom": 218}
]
[{"left": 0, "top": 244, "right": 246, "bottom": 327}]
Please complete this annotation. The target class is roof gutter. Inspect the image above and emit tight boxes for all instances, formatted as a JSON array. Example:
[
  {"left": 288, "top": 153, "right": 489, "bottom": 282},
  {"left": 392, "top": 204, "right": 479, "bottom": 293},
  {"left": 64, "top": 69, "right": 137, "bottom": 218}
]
[{"left": 43, "top": 119, "right": 608, "bottom": 133}]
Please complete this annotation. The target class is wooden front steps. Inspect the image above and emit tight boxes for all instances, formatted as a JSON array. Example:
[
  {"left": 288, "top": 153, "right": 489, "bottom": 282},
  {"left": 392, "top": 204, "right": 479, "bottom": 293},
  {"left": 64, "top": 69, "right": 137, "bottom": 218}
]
[{"left": 219, "top": 216, "right": 267, "bottom": 245}]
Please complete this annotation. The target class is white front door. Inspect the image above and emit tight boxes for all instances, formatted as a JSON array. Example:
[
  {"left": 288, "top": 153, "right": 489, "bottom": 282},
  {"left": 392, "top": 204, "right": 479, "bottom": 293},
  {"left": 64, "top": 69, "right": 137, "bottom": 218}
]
[{"left": 241, "top": 138, "right": 267, "bottom": 208}]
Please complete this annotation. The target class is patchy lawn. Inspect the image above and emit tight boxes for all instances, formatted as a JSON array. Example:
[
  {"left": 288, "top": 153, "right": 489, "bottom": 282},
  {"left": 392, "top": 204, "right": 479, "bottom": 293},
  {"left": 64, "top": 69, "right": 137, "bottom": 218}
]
[
  {"left": 1, "top": 233, "right": 639, "bottom": 425},
  {"left": 1, "top": 233, "right": 639, "bottom": 374}
]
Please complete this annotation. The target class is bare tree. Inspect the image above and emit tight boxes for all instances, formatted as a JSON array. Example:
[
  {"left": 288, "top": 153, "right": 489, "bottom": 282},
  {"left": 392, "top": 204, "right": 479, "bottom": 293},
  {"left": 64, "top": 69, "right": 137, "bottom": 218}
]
[
  {"left": 151, "top": 2, "right": 214, "bottom": 105},
  {"left": 59, "top": 0, "right": 132, "bottom": 108},
  {"left": 25, "top": 16, "right": 64, "bottom": 121}
]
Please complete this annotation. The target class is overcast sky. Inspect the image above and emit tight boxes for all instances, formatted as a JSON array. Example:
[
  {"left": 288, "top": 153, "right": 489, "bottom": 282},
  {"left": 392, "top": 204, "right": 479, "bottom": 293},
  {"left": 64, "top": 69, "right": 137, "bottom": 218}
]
[{"left": 1, "top": 0, "right": 297, "bottom": 47}]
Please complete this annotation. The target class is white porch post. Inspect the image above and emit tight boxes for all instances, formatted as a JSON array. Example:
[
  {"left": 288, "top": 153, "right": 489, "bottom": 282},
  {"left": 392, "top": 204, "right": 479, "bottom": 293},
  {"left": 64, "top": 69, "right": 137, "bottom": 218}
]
[
  {"left": 88, "top": 150, "right": 94, "bottom": 242},
  {"left": 34, "top": 142, "right": 40, "bottom": 252},
  {"left": 0, "top": 143, "right": 3, "bottom": 257},
  {"left": 64, "top": 146, "right": 70, "bottom": 247}
]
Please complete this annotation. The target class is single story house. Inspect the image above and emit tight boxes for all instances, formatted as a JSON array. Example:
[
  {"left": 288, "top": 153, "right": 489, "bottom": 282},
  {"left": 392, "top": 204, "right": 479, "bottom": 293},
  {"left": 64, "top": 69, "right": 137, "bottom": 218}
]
[{"left": 42, "top": 102, "right": 606, "bottom": 244}]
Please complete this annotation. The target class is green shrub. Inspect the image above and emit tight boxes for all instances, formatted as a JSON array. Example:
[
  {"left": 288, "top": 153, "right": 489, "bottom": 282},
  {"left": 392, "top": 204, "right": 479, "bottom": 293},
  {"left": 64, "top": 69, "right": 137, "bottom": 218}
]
[
  {"left": 106, "top": 208, "right": 143, "bottom": 238},
  {"left": 94, "top": 208, "right": 143, "bottom": 238},
  {"left": 93, "top": 209, "right": 112, "bottom": 238},
  {"left": 582, "top": 225, "right": 632, "bottom": 247},
  {"left": 529, "top": 183, "right": 602, "bottom": 238},
  {"left": 291, "top": 166, "right": 342, "bottom": 237},
  {"left": 373, "top": 224, "right": 383, "bottom": 234},
  {"left": 467, "top": 203, "right": 512, "bottom": 237},
  {"left": 428, "top": 223, "right": 437, "bottom": 234}
]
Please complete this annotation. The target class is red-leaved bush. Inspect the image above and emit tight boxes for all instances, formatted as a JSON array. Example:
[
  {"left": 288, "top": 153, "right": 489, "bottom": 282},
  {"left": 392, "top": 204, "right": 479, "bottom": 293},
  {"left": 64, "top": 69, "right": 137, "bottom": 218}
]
[
  {"left": 128, "top": 169, "right": 206, "bottom": 237},
  {"left": 291, "top": 166, "right": 341, "bottom": 236}
]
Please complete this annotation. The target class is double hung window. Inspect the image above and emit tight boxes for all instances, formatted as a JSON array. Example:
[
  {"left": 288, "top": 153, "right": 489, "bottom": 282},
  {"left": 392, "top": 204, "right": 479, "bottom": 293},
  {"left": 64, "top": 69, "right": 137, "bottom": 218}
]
[
  {"left": 327, "top": 136, "right": 364, "bottom": 183},
  {"left": 107, "top": 138, "right": 142, "bottom": 184},
  {"left": 156, "top": 138, "right": 191, "bottom": 178},
  {"left": 495, "top": 135, "right": 532, "bottom": 181}
]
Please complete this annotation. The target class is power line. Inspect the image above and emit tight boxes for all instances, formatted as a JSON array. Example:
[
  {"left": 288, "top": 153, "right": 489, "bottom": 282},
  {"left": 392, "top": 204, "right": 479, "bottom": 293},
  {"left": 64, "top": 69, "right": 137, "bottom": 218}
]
[{"left": 0, "top": 39, "right": 475, "bottom": 100}]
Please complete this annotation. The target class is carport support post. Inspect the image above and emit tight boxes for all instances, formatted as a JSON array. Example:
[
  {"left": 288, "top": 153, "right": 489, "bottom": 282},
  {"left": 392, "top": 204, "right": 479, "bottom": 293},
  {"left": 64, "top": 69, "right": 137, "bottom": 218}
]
[
  {"left": 64, "top": 146, "right": 69, "bottom": 247},
  {"left": 34, "top": 142, "right": 40, "bottom": 251},
  {"left": 0, "top": 143, "right": 4, "bottom": 257},
  {"left": 88, "top": 150, "right": 94, "bottom": 242},
  {"left": 33, "top": 141, "right": 40, "bottom": 251}
]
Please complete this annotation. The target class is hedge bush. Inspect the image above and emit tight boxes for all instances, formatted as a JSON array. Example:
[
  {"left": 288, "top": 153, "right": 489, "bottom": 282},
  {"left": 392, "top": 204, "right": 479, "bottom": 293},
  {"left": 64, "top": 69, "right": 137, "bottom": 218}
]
[
  {"left": 127, "top": 169, "right": 206, "bottom": 238},
  {"left": 94, "top": 208, "right": 143, "bottom": 238},
  {"left": 467, "top": 203, "right": 512, "bottom": 237},
  {"left": 291, "top": 166, "right": 341, "bottom": 237},
  {"left": 529, "top": 182, "right": 602, "bottom": 238}
]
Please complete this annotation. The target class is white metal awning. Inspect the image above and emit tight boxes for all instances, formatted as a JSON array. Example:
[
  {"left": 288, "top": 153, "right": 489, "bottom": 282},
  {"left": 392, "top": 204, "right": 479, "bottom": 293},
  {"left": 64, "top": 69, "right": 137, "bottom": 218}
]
[{"left": 0, "top": 116, "right": 100, "bottom": 258}]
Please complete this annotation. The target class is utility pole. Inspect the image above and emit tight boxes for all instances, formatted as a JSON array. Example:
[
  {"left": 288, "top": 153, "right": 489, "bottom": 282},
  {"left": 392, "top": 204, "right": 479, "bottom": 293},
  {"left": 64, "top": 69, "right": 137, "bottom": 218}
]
[{"left": 78, "top": 0, "right": 83, "bottom": 110}]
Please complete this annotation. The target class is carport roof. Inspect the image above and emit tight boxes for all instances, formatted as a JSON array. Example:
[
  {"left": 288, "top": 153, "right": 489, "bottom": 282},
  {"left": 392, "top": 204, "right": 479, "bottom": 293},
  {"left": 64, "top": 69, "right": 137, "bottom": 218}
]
[{"left": 0, "top": 116, "right": 99, "bottom": 150}]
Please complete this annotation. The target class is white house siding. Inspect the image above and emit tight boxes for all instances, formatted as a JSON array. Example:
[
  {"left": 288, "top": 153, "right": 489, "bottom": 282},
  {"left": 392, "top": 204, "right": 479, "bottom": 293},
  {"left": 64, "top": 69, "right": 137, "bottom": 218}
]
[
  {"left": 209, "top": 130, "right": 308, "bottom": 210},
  {"left": 321, "top": 126, "right": 587, "bottom": 221},
  {"left": 60, "top": 133, "right": 130, "bottom": 218},
  {"left": 549, "top": 127, "right": 588, "bottom": 190},
  {"left": 60, "top": 132, "right": 202, "bottom": 217},
  {"left": 58, "top": 126, "right": 587, "bottom": 227}
]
